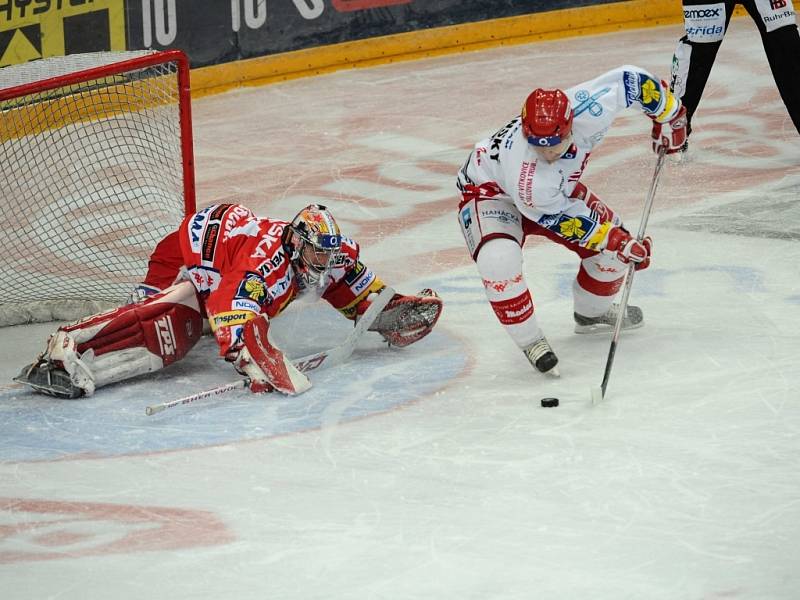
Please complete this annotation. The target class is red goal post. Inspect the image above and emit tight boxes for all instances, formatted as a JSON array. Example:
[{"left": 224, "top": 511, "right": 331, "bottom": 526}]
[{"left": 0, "top": 49, "right": 196, "bottom": 327}]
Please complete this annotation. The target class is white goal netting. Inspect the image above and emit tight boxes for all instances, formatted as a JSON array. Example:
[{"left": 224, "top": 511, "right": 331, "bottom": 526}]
[{"left": 0, "top": 50, "right": 195, "bottom": 326}]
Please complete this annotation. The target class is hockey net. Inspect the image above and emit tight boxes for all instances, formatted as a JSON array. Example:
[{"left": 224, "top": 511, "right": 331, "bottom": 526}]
[{"left": 0, "top": 50, "right": 195, "bottom": 327}]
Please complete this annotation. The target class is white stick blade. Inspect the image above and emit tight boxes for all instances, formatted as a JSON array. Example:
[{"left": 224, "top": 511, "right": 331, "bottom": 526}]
[{"left": 590, "top": 386, "right": 604, "bottom": 405}]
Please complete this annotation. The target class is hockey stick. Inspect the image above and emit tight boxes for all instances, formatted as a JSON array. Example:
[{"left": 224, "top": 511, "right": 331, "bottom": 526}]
[
  {"left": 591, "top": 147, "right": 667, "bottom": 405},
  {"left": 145, "top": 378, "right": 250, "bottom": 415},
  {"left": 145, "top": 286, "right": 396, "bottom": 416}
]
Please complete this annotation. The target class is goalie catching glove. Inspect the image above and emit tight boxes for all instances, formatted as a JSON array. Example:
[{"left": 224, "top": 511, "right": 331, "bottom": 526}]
[
  {"left": 227, "top": 315, "right": 311, "bottom": 395},
  {"left": 357, "top": 288, "right": 443, "bottom": 348}
]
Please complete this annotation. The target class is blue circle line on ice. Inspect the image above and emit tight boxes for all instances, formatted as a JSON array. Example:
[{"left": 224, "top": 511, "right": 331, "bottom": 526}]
[{"left": 0, "top": 330, "right": 467, "bottom": 463}]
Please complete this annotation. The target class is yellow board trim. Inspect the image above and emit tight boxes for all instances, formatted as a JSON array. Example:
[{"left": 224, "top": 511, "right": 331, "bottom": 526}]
[
  {"left": 192, "top": 1, "right": 751, "bottom": 98},
  {"left": 193, "top": 0, "right": 689, "bottom": 97}
]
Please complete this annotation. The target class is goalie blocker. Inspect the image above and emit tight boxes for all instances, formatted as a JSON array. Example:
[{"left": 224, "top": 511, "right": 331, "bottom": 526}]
[{"left": 15, "top": 283, "right": 443, "bottom": 399}]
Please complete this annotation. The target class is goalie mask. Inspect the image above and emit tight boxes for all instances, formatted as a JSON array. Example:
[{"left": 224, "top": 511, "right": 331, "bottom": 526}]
[{"left": 285, "top": 204, "right": 342, "bottom": 290}]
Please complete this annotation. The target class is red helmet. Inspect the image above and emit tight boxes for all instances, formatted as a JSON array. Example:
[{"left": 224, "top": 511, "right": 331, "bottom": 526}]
[{"left": 521, "top": 88, "right": 574, "bottom": 147}]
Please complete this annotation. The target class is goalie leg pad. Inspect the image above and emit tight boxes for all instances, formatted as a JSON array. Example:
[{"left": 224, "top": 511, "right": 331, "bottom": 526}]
[
  {"left": 16, "top": 281, "right": 203, "bottom": 397},
  {"left": 235, "top": 316, "right": 312, "bottom": 395},
  {"left": 368, "top": 289, "right": 443, "bottom": 348}
]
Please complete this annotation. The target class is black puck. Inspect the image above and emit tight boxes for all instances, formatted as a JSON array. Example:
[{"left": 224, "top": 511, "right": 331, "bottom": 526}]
[{"left": 540, "top": 397, "right": 559, "bottom": 408}]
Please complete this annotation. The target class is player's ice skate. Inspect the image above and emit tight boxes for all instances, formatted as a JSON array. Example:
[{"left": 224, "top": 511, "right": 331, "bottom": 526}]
[
  {"left": 522, "top": 336, "right": 560, "bottom": 377},
  {"left": 574, "top": 304, "right": 644, "bottom": 334}
]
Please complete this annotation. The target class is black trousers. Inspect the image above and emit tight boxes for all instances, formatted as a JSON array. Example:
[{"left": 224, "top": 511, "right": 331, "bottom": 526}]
[{"left": 673, "top": 0, "right": 800, "bottom": 134}]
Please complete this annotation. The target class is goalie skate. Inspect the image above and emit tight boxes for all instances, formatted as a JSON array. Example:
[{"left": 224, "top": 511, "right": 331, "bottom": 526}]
[
  {"left": 574, "top": 304, "right": 643, "bottom": 334},
  {"left": 14, "top": 360, "right": 84, "bottom": 399}
]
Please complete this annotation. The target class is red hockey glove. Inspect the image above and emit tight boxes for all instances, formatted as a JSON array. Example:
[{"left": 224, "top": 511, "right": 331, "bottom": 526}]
[
  {"left": 604, "top": 227, "right": 652, "bottom": 271},
  {"left": 230, "top": 316, "right": 311, "bottom": 395},
  {"left": 651, "top": 104, "right": 687, "bottom": 154}
]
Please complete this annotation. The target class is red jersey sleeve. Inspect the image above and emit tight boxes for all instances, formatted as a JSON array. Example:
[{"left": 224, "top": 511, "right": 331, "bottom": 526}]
[
  {"left": 323, "top": 239, "right": 385, "bottom": 320},
  {"left": 143, "top": 229, "right": 184, "bottom": 289}
]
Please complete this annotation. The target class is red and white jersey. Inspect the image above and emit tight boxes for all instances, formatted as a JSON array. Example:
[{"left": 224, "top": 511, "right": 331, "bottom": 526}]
[
  {"left": 457, "top": 65, "right": 673, "bottom": 250},
  {"left": 144, "top": 204, "right": 384, "bottom": 356}
]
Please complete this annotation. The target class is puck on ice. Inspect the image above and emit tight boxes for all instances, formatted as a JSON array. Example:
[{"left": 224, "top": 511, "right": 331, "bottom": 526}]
[{"left": 540, "top": 397, "right": 559, "bottom": 408}]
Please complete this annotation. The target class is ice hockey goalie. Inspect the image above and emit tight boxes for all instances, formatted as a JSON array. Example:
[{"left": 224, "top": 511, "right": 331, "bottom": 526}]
[{"left": 15, "top": 203, "right": 443, "bottom": 399}]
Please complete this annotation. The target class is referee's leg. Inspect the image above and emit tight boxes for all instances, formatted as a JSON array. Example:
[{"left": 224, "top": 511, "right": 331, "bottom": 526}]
[
  {"left": 744, "top": 0, "right": 800, "bottom": 134},
  {"left": 672, "top": 1, "right": 735, "bottom": 129}
]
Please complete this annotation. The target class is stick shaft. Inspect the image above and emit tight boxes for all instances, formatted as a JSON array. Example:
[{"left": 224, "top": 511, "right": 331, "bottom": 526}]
[
  {"left": 597, "top": 148, "right": 667, "bottom": 400},
  {"left": 145, "top": 379, "right": 248, "bottom": 415}
]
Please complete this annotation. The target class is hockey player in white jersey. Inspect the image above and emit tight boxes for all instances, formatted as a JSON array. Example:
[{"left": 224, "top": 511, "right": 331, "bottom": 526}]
[{"left": 457, "top": 65, "right": 687, "bottom": 376}]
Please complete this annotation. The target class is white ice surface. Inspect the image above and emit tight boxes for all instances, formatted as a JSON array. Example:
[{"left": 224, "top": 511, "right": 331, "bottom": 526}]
[{"left": 2, "top": 17, "right": 800, "bottom": 600}]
